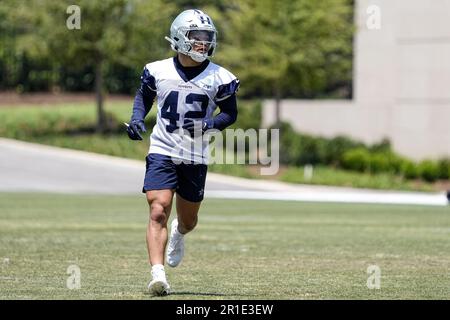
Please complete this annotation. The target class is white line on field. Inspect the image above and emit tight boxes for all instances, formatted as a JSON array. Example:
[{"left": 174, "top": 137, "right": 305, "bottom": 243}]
[{"left": 206, "top": 190, "right": 449, "bottom": 206}]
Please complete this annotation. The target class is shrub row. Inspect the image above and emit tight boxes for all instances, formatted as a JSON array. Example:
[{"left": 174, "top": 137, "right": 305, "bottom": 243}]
[
  {"left": 341, "top": 149, "right": 450, "bottom": 182},
  {"left": 274, "top": 122, "right": 450, "bottom": 182}
]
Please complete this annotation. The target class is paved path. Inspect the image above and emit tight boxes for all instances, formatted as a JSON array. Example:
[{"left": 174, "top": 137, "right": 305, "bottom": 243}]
[{"left": 0, "top": 138, "right": 448, "bottom": 206}]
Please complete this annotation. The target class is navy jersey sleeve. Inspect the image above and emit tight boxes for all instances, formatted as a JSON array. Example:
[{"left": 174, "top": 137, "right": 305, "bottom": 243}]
[
  {"left": 214, "top": 79, "right": 240, "bottom": 102},
  {"left": 131, "top": 67, "right": 157, "bottom": 121},
  {"left": 211, "top": 93, "right": 238, "bottom": 131}
]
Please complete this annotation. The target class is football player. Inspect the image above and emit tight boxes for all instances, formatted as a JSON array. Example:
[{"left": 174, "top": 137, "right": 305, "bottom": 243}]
[{"left": 126, "top": 9, "right": 239, "bottom": 296}]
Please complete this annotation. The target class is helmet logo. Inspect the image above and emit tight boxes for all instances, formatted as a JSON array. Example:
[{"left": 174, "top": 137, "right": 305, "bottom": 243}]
[{"left": 199, "top": 16, "right": 211, "bottom": 25}]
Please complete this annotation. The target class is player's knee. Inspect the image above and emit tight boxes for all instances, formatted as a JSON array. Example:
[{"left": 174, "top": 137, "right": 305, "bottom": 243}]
[
  {"left": 147, "top": 195, "right": 171, "bottom": 209},
  {"left": 179, "top": 216, "right": 198, "bottom": 232},
  {"left": 150, "top": 202, "right": 167, "bottom": 225}
]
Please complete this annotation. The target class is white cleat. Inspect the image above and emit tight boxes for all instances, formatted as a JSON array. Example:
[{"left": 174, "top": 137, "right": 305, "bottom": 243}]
[
  {"left": 166, "top": 219, "right": 185, "bottom": 268},
  {"left": 148, "top": 268, "right": 170, "bottom": 296}
]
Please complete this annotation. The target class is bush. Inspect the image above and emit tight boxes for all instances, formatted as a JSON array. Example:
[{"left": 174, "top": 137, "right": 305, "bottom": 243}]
[
  {"left": 296, "top": 134, "right": 327, "bottom": 166},
  {"left": 401, "top": 160, "right": 419, "bottom": 179},
  {"left": 418, "top": 160, "right": 440, "bottom": 182},
  {"left": 374, "top": 152, "right": 405, "bottom": 174},
  {"left": 388, "top": 154, "right": 407, "bottom": 174},
  {"left": 276, "top": 122, "right": 303, "bottom": 165},
  {"left": 275, "top": 123, "right": 329, "bottom": 166},
  {"left": 341, "top": 150, "right": 402, "bottom": 174},
  {"left": 369, "top": 153, "right": 391, "bottom": 173},
  {"left": 323, "top": 136, "right": 364, "bottom": 166},
  {"left": 276, "top": 123, "right": 366, "bottom": 167},
  {"left": 341, "top": 148, "right": 371, "bottom": 172},
  {"left": 437, "top": 159, "right": 450, "bottom": 180}
]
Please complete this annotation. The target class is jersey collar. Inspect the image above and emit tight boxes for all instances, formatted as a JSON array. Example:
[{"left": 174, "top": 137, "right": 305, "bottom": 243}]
[{"left": 173, "top": 56, "right": 210, "bottom": 82}]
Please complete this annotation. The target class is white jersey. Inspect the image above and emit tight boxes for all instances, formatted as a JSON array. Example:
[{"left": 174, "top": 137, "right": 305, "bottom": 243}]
[{"left": 144, "top": 57, "right": 238, "bottom": 164}]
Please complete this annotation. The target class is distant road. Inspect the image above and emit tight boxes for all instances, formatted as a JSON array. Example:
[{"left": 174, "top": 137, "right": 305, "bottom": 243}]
[
  {"left": 0, "top": 138, "right": 258, "bottom": 194},
  {"left": 0, "top": 138, "right": 447, "bottom": 206}
]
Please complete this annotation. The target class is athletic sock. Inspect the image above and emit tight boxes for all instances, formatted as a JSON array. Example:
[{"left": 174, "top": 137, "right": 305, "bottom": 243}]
[{"left": 151, "top": 264, "right": 165, "bottom": 275}]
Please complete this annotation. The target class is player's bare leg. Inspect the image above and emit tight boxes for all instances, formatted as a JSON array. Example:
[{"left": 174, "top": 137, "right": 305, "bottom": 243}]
[
  {"left": 176, "top": 193, "right": 201, "bottom": 234},
  {"left": 166, "top": 194, "right": 201, "bottom": 267},
  {"left": 146, "top": 189, "right": 175, "bottom": 295},
  {"left": 146, "top": 189, "right": 174, "bottom": 264}
]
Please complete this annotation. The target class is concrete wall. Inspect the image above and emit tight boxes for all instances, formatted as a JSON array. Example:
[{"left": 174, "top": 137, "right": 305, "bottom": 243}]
[
  {"left": 262, "top": 0, "right": 450, "bottom": 160},
  {"left": 262, "top": 100, "right": 391, "bottom": 145}
]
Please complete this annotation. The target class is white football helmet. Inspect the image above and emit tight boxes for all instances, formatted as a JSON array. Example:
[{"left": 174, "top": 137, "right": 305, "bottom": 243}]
[{"left": 165, "top": 9, "right": 217, "bottom": 62}]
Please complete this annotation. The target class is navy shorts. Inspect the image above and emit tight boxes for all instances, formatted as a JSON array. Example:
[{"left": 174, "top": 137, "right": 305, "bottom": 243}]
[{"left": 142, "top": 153, "right": 208, "bottom": 202}]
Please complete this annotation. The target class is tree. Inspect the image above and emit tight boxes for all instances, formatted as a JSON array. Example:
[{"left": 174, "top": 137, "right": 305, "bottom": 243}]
[
  {"left": 1, "top": 0, "right": 354, "bottom": 121},
  {"left": 216, "top": 0, "right": 353, "bottom": 126},
  {"left": 11, "top": 0, "right": 177, "bottom": 132}
]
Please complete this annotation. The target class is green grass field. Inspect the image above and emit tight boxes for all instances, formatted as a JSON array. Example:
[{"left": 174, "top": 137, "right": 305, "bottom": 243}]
[{"left": 0, "top": 193, "right": 449, "bottom": 300}]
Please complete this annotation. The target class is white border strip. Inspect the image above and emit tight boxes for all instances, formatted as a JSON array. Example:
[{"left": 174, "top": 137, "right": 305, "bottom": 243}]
[{"left": 206, "top": 191, "right": 449, "bottom": 206}]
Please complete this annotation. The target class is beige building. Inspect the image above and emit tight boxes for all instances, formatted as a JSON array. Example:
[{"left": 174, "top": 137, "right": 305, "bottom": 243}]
[{"left": 262, "top": 0, "right": 450, "bottom": 160}]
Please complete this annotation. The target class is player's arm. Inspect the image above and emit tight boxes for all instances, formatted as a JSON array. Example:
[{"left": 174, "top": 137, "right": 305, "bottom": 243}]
[
  {"left": 207, "top": 93, "right": 238, "bottom": 131},
  {"left": 126, "top": 68, "right": 157, "bottom": 140},
  {"left": 206, "top": 79, "right": 240, "bottom": 131}
]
